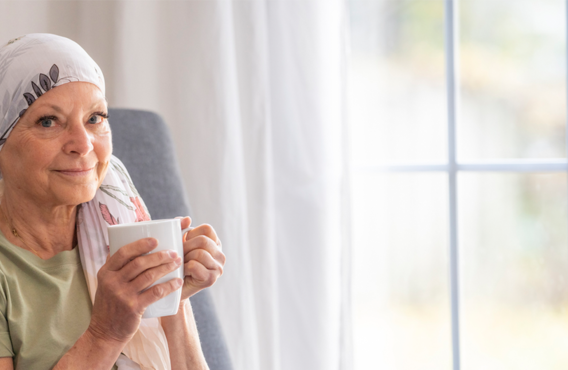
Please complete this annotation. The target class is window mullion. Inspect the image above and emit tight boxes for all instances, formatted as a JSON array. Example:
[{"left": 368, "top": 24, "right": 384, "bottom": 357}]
[{"left": 445, "top": 1, "right": 461, "bottom": 370}]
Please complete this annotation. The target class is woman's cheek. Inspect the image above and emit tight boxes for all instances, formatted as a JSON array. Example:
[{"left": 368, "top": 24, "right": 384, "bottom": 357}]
[
  {"left": 96, "top": 159, "right": 110, "bottom": 187},
  {"left": 95, "top": 134, "right": 112, "bottom": 186}
]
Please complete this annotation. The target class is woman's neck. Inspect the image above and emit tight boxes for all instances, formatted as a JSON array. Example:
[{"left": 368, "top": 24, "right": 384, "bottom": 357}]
[{"left": 0, "top": 186, "right": 78, "bottom": 259}]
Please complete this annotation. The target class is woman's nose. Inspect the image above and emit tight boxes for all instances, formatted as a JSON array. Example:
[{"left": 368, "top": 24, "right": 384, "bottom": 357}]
[{"left": 62, "top": 121, "right": 94, "bottom": 155}]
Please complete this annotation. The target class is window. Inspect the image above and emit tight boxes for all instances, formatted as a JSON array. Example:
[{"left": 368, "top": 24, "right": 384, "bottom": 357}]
[{"left": 349, "top": 1, "right": 568, "bottom": 369}]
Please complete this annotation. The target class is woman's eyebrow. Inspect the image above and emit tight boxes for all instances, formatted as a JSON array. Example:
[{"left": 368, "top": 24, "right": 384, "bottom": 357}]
[
  {"left": 38, "top": 102, "right": 106, "bottom": 113},
  {"left": 45, "top": 104, "right": 64, "bottom": 114},
  {"left": 90, "top": 100, "right": 107, "bottom": 110}
]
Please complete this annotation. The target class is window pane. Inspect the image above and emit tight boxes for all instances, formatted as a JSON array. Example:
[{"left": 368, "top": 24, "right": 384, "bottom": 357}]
[
  {"left": 459, "top": 173, "right": 568, "bottom": 369},
  {"left": 349, "top": 0, "right": 447, "bottom": 165},
  {"left": 352, "top": 173, "right": 451, "bottom": 370},
  {"left": 458, "top": 0, "right": 567, "bottom": 159}
]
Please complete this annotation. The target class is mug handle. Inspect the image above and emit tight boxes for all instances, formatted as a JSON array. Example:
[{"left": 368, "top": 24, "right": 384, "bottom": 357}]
[{"left": 181, "top": 226, "right": 193, "bottom": 241}]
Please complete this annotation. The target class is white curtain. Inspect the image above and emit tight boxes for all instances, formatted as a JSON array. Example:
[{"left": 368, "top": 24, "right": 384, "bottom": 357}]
[{"left": 0, "top": 2, "right": 350, "bottom": 369}]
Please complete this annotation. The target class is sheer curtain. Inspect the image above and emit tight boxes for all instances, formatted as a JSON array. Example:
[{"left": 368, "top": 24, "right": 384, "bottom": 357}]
[{"left": 0, "top": 1, "right": 349, "bottom": 369}]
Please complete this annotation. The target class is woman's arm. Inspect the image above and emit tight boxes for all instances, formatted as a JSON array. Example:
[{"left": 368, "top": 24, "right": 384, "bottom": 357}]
[
  {"left": 0, "top": 331, "right": 124, "bottom": 370},
  {"left": 0, "top": 357, "right": 13, "bottom": 370},
  {"left": 55, "top": 216, "right": 222, "bottom": 370},
  {"left": 52, "top": 329, "right": 125, "bottom": 370},
  {"left": 161, "top": 300, "right": 208, "bottom": 370},
  {"left": 54, "top": 237, "right": 183, "bottom": 369}
]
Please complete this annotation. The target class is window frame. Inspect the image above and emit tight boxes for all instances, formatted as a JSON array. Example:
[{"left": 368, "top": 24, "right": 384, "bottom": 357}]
[{"left": 350, "top": 1, "right": 568, "bottom": 369}]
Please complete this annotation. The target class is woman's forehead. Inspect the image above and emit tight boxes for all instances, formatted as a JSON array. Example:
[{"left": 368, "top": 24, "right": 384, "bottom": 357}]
[{"left": 29, "top": 82, "right": 106, "bottom": 112}]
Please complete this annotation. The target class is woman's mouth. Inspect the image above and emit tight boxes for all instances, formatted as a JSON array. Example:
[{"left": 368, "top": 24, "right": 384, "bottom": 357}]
[{"left": 55, "top": 167, "right": 95, "bottom": 177}]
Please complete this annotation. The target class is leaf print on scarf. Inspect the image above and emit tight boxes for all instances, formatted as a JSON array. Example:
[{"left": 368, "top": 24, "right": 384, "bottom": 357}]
[
  {"left": 31, "top": 81, "right": 42, "bottom": 98},
  {"left": 111, "top": 158, "right": 140, "bottom": 197},
  {"left": 23, "top": 93, "right": 35, "bottom": 106},
  {"left": 99, "top": 202, "right": 119, "bottom": 225},
  {"left": 49, "top": 64, "right": 59, "bottom": 83},
  {"left": 39, "top": 73, "right": 51, "bottom": 91},
  {"left": 131, "top": 197, "right": 150, "bottom": 222}
]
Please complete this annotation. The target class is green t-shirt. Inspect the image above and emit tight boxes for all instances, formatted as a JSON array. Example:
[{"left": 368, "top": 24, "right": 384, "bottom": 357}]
[{"left": 0, "top": 230, "right": 117, "bottom": 369}]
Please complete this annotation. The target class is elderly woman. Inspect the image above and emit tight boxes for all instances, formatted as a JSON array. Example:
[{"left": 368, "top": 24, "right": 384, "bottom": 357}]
[{"left": 0, "top": 34, "right": 225, "bottom": 370}]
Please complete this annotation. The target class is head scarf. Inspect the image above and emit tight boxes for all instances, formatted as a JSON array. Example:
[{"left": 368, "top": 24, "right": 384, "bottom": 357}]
[{"left": 0, "top": 34, "right": 171, "bottom": 370}]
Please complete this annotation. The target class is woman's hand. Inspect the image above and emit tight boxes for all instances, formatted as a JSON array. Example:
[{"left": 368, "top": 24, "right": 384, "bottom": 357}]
[
  {"left": 178, "top": 217, "right": 225, "bottom": 301},
  {"left": 87, "top": 238, "right": 183, "bottom": 344}
]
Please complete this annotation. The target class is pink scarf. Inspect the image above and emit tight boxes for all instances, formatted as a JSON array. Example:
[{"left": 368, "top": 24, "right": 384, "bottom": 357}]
[{"left": 77, "top": 155, "right": 171, "bottom": 370}]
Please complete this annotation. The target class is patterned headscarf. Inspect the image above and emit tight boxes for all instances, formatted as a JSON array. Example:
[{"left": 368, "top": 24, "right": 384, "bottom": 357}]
[{"left": 0, "top": 34, "right": 170, "bottom": 370}]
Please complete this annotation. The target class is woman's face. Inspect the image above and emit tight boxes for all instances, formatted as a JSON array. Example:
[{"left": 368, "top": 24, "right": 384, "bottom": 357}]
[{"left": 0, "top": 82, "right": 112, "bottom": 208}]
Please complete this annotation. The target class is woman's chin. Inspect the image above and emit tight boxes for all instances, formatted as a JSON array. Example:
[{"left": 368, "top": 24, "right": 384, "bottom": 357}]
[{"left": 52, "top": 185, "right": 99, "bottom": 206}]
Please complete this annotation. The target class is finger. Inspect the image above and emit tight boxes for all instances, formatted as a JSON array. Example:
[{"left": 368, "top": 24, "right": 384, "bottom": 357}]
[
  {"left": 184, "top": 249, "right": 223, "bottom": 273},
  {"left": 121, "top": 249, "right": 180, "bottom": 281},
  {"left": 131, "top": 256, "right": 183, "bottom": 292},
  {"left": 107, "top": 238, "right": 158, "bottom": 271},
  {"left": 183, "top": 235, "right": 226, "bottom": 265},
  {"left": 176, "top": 216, "right": 192, "bottom": 230},
  {"left": 186, "top": 224, "right": 220, "bottom": 245},
  {"left": 138, "top": 278, "right": 183, "bottom": 308},
  {"left": 185, "top": 260, "right": 217, "bottom": 287}
]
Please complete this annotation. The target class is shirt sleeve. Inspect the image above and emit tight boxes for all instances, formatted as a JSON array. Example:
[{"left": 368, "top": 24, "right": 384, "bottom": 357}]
[{"left": 0, "top": 271, "right": 14, "bottom": 357}]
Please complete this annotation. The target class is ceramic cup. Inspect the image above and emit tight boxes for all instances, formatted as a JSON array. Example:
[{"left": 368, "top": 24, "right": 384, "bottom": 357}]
[{"left": 108, "top": 218, "right": 191, "bottom": 318}]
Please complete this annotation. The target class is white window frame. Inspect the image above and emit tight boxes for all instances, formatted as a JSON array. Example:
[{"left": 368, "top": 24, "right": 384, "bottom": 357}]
[{"left": 351, "top": 1, "right": 568, "bottom": 369}]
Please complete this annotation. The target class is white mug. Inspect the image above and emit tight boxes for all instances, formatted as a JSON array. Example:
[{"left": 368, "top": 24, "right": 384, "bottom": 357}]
[{"left": 108, "top": 218, "right": 191, "bottom": 318}]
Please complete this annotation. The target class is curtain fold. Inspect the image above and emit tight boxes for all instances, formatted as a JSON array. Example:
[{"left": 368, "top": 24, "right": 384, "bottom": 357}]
[{"left": 0, "top": 1, "right": 349, "bottom": 369}]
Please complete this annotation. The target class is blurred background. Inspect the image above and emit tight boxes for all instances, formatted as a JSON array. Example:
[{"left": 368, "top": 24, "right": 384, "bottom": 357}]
[
  {"left": 2, "top": 0, "right": 568, "bottom": 369},
  {"left": 351, "top": 0, "right": 568, "bottom": 369}
]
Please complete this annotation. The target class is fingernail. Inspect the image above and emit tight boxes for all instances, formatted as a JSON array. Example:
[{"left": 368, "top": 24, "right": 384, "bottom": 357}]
[
  {"left": 148, "top": 238, "right": 158, "bottom": 248},
  {"left": 175, "top": 278, "right": 183, "bottom": 288},
  {"left": 167, "top": 250, "right": 178, "bottom": 259}
]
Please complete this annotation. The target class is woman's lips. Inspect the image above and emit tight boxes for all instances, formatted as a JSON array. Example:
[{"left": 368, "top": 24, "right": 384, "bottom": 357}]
[{"left": 55, "top": 167, "right": 95, "bottom": 177}]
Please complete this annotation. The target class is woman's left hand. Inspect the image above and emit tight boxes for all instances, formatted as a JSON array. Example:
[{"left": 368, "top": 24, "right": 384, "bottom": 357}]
[{"left": 177, "top": 216, "right": 225, "bottom": 301}]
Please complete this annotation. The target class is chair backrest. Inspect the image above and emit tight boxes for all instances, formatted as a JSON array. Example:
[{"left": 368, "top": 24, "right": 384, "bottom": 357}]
[{"left": 110, "top": 108, "right": 233, "bottom": 370}]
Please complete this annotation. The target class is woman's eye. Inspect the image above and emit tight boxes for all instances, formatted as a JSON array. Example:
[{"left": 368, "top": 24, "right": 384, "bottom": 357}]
[
  {"left": 88, "top": 115, "right": 103, "bottom": 124},
  {"left": 40, "top": 118, "right": 55, "bottom": 128}
]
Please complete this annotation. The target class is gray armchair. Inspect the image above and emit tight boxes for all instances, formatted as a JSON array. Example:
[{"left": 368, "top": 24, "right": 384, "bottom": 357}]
[{"left": 109, "top": 108, "right": 233, "bottom": 370}]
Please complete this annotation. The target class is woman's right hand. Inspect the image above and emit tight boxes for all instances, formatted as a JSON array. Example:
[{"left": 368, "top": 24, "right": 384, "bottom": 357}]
[{"left": 87, "top": 237, "right": 183, "bottom": 344}]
